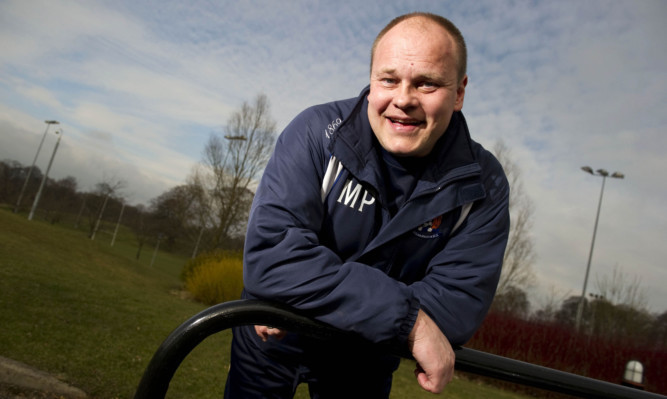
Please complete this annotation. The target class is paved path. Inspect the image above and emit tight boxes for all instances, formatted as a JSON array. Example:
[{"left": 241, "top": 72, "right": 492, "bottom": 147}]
[{"left": 0, "top": 356, "right": 87, "bottom": 399}]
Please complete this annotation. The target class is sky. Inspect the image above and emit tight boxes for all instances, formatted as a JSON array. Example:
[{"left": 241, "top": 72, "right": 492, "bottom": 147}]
[{"left": 1, "top": 0, "right": 665, "bottom": 313}]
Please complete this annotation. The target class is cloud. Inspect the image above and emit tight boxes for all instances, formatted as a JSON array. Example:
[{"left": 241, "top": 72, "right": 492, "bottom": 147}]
[
  {"left": 0, "top": 0, "right": 665, "bottom": 312},
  {"left": 452, "top": 1, "right": 667, "bottom": 312}
]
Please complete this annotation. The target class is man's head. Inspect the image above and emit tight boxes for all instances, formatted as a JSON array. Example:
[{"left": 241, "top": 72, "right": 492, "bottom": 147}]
[
  {"left": 371, "top": 13, "right": 467, "bottom": 84},
  {"left": 367, "top": 13, "right": 468, "bottom": 157}
]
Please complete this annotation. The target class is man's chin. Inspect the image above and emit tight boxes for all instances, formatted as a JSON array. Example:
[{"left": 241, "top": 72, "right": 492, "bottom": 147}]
[{"left": 383, "top": 144, "right": 427, "bottom": 158}]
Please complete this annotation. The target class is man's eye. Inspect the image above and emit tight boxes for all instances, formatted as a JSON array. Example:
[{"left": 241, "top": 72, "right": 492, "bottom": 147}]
[{"left": 381, "top": 78, "right": 397, "bottom": 85}]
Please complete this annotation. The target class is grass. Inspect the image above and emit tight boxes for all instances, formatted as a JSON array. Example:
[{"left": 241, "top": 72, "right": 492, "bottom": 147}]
[
  {"left": 0, "top": 208, "right": 225, "bottom": 398},
  {"left": 0, "top": 207, "right": 533, "bottom": 398}
]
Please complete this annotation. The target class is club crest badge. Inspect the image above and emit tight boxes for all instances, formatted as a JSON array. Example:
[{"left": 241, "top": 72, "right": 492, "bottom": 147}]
[{"left": 413, "top": 215, "right": 444, "bottom": 238}]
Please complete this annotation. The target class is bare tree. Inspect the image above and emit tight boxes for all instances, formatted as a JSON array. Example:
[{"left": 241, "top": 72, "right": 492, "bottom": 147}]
[
  {"left": 554, "top": 267, "right": 653, "bottom": 337},
  {"left": 531, "top": 285, "right": 570, "bottom": 323},
  {"left": 196, "top": 93, "right": 277, "bottom": 248},
  {"left": 555, "top": 295, "right": 582, "bottom": 326},
  {"left": 0, "top": 160, "right": 27, "bottom": 204},
  {"left": 89, "top": 178, "right": 126, "bottom": 240},
  {"left": 149, "top": 184, "right": 204, "bottom": 251},
  {"left": 650, "top": 311, "right": 667, "bottom": 349},
  {"left": 492, "top": 140, "right": 536, "bottom": 298},
  {"left": 126, "top": 204, "right": 152, "bottom": 259},
  {"left": 590, "top": 266, "right": 652, "bottom": 338},
  {"left": 41, "top": 176, "right": 79, "bottom": 224},
  {"left": 491, "top": 285, "right": 530, "bottom": 317},
  {"left": 185, "top": 169, "right": 212, "bottom": 257},
  {"left": 594, "top": 265, "right": 648, "bottom": 310}
]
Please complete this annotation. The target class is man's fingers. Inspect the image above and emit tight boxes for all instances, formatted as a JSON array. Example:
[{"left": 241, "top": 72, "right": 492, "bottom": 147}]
[
  {"left": 414, "top": 362, "right": 451, "bottom": 393},
  {"left": 414, "top": 364, "right": 431, "bottom": 392},
  {"left": 254, "top": 325, "right": 269, "bottom": 341},
  {"left": 266, "top": 327, "right": 287, "bottom": 340},
  {"left": 254, "top": 325, "right": 287, "bottom": 342}
]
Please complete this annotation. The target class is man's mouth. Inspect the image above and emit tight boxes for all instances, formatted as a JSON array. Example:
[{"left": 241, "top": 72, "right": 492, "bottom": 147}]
[{"left": 388, "top": 117, "right": 422, "bottom": 126}]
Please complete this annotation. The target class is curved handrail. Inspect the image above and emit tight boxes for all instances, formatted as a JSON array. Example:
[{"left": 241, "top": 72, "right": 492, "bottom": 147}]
[
  {"left": 134, "top": 299, "right": 664, "bottom": 399},
  {"left": 134, "top": 300, "right": 379, "bottom": 399}
]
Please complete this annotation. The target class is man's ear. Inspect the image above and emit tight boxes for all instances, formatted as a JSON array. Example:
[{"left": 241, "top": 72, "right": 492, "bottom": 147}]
[{"left": 454, "top": 75, "right": 468, "bottom": 111}]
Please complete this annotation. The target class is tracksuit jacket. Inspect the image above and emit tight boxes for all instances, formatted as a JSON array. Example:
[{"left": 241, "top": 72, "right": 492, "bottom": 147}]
[{"left": 240, "top": 86, "right": 510, "bottom": 352}]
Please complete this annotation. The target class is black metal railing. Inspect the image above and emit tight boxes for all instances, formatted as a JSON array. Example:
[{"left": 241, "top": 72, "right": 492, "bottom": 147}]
[{"left": 134, "top": 300, "right": 665, "bottom": 399}]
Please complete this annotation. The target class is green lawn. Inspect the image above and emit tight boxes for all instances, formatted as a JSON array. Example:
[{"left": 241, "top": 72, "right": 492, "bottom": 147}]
[{"left": 0, "top": 207, "right": 532, "bottom": 398}]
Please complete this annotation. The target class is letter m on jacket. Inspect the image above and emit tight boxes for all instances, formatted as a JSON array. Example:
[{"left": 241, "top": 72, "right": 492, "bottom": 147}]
[{"left": 337, "top": 179, "right": 375, "bottom": 212}]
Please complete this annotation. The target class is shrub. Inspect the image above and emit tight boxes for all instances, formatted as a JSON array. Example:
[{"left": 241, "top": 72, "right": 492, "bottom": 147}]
[
  {"left": 181, "top": 249, "right": 240, "bottom": 281},
  {"left": 184, "top": 251, "right": 244, "bottom": 305},
  {"left": 468, "top": 311, "right": 667, "bottom": 395}
]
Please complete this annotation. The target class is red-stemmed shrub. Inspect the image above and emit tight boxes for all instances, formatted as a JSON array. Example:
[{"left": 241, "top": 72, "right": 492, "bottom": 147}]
[{"left": 467, "top": 311, "right": 666, "bottom": 395}]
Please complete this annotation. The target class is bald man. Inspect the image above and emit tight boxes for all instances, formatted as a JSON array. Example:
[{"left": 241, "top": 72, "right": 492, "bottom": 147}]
[{"left": 225, "top": 12, "right": 509, "bottom": 398}]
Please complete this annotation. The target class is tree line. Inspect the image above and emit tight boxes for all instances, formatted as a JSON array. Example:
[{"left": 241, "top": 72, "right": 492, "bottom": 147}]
[
  {"left": 2, "top": 93, "right": 663, "bottom": 349},
  {"left": 1, "top": 94, "right": 277, "bottom": 259}
]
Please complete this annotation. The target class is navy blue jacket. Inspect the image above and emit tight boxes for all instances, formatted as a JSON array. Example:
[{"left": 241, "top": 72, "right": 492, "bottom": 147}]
[{"left": 243, "top": 87, "right": 510, "bottom": 346}]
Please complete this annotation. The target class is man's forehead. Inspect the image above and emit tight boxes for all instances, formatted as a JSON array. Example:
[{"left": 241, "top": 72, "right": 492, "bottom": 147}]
[
  {"left": 377, "top": 20, "right": 455, "bottom": 54},
  {"left": 388, "top": 16, "right": 451, "bottom": 39},
  {"left": 373, "top": 20, "right": 458, "bottom": 72}
]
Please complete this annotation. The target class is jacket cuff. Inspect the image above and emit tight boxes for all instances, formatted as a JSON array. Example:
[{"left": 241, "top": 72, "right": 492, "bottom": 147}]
[{"left": 397, "top": 296, "right": 421, "bottom": 344}]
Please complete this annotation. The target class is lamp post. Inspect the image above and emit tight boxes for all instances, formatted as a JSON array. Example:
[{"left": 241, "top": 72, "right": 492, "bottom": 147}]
[
  {"left": 28, "top": 129, "right": 63, "bottom": 221},
  {"left": 14, "top": 120, "right": 59, "bottom": 213},
  {"left": 574, "top": 166, "right": 624, "bottom": 331}
]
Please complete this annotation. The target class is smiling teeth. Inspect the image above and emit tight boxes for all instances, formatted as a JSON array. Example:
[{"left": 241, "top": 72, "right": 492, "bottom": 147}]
[{"left": 390, "top": 118, "right": 419, "bottom": 125}]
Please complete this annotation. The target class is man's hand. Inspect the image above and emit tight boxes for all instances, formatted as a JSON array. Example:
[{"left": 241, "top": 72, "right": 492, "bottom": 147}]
[
  {"left": 408, "top": 309, "right": 455, "bottom": 393},
  {"left": 254, "top": 325, "right": 287, "bottom": 342}
]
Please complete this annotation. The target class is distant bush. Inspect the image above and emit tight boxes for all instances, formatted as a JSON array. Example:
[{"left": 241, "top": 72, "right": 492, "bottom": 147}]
[
  {"left": 468, "top": 311, "right": 667, "bottom": 395},
  {"left": 183, "top": 250, "right": 244, "bottom": 305},
  {"left": 181, "top": 249, "right": 239, "bottom": 281}
]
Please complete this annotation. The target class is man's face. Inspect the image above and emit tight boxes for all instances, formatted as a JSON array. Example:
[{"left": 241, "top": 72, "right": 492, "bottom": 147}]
[{"left": 368, "top": 19, "right": 467, "bottom": 157}]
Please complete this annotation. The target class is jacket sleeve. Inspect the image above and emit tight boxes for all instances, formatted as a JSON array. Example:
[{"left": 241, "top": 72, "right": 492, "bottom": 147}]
[
  {"left": 243, "top": 107, "right": 420, "bottom": 344},
  {"left": 410, "top": 152, "right": 510, "bottom": 346}
]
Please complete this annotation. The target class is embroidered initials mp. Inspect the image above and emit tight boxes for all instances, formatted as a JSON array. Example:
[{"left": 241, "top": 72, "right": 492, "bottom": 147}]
[{"left": 337, "top": 179, "right": 375, "bottom": 212}]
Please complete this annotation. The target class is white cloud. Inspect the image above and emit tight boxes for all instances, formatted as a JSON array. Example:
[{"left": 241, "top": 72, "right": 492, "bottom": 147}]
[{"left": 0, "top": 0, "right": 665, "bottom": 312}]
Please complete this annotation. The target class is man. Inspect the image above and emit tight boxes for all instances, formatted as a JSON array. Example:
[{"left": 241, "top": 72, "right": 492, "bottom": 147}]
[{"left": 225, "top": 12, "right": 510, "bottom": 398}]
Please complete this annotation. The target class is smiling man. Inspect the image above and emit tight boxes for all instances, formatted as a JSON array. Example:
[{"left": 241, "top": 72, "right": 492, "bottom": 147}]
[
  {"left": 368, "top": 14, "right": 467, "bottom": 158},
  {"left": 225, "top": 12, "right": 510, "bottom": 398}
]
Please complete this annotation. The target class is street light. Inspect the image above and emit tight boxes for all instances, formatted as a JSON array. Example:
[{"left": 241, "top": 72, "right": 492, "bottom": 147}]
[
  {"left": 14, "top": 120, "right": 59, "bottom": 213},
  {"left": 28, "top": 130, "right": 63, "bottom": 221},
  {"left": 574, "top": 166, "right": 624, "bottom": 331}
]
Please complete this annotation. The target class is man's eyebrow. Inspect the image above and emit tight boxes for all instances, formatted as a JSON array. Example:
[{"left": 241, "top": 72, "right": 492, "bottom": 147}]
[
  {"left": 374, "top": 67, "right": 397, "bottom": 75},
  {"left": 373, "top": 67, "right": 447, "bottom": 82},
  {"left": 418, "top": 73, "right": 447, "bottom": 82}
]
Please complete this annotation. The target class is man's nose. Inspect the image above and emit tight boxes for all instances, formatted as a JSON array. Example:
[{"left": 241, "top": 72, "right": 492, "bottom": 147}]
[{"left": 392, "top": 84, "right": 418, "bottom": 109}]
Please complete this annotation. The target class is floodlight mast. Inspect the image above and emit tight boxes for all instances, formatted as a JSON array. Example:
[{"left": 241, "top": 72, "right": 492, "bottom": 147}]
[
  {"left": 14, "top": 120, "right": 59, "bottom": 213},
  {"left": 28, "top": 130, "right": 63, "bottom": 221},
  {"left": 574, "top": 166, "right": 624, "bottom": 331}
]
